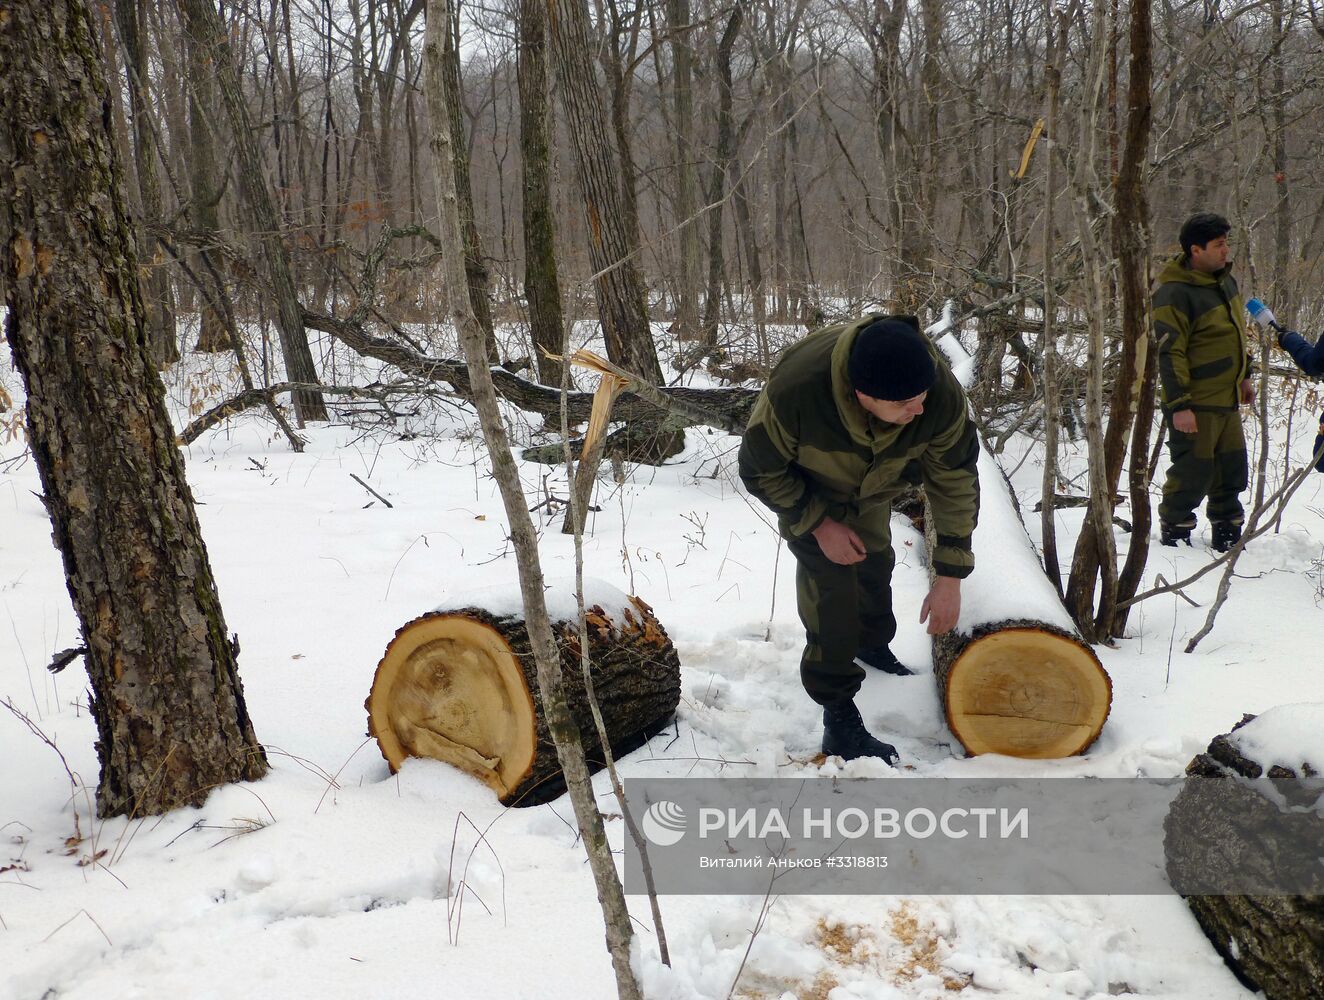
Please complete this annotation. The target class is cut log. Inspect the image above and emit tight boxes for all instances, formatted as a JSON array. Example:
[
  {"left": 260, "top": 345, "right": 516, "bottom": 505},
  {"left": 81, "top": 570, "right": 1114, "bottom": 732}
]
[
  {"left": 921, "top": 328, "right": 1112, "bottom": 758},
  {"left": 1164, "top": 713, "right": 1324, "bottom": 1000},
  {"left": 932, "top": 621, "right": 1110, "bottom": 758},
  {"left": 366, "top": 595, "right": 681, "bottom": 806}
]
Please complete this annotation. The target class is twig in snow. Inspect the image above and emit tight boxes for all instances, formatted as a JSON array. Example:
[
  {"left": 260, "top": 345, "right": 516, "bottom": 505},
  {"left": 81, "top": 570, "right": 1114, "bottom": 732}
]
[{"left": 349, "top": 473, "right": 394, "bottom": 508}]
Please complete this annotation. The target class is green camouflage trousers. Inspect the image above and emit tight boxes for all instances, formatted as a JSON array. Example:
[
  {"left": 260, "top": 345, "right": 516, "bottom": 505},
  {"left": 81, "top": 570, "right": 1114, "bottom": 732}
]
[
  {"left": 787, "top": 517, "right": 896, "bottom": 706},
  {"left": 1158, "top": 410, "right": 1248, "bottom": 527}
]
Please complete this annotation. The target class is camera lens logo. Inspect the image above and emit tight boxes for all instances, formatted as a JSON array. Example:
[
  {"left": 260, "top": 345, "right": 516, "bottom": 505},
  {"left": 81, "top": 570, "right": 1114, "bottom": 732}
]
[{"left": 641, "top": 801, "right": 687, "bottom": 846}]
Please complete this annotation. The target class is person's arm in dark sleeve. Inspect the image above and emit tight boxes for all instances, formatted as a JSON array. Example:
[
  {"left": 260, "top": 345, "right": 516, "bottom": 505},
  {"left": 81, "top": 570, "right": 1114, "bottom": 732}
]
[
  {"left": 1278, "top": 329, "right": 1324, "bottom": 378},
  {"left": 738, "top": 392, "right": 835, "bottom": 537},
  {"left": 919, "top": 405, "right": 980, "bottom": 579}
]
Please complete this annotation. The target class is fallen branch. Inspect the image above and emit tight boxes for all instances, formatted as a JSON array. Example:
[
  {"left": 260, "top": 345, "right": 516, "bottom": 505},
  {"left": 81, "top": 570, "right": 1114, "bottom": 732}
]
[
  {"left": 301, "top": 307, "right": 757, "bottom": 432},
  {"left": 350, "top": 473, "right": 393, "bottom": 508},
  {"left": 178, "top": 380, "right": 426, "bottom": 445}
]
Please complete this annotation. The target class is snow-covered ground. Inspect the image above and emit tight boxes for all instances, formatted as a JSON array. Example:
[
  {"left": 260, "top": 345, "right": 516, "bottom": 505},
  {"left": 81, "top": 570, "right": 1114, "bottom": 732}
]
[{"left": 3, "top": 319, "right": 1322, "bottom": 999}]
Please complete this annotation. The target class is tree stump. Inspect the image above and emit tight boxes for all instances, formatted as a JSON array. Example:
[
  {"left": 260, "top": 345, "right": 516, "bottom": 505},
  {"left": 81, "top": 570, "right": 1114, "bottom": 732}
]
[
  {"left": 366, "top": 594, "right": 681, "bottom": 806},
  {"left": 1164, "top": 713, "right": 1324, "bottom": 1000}
]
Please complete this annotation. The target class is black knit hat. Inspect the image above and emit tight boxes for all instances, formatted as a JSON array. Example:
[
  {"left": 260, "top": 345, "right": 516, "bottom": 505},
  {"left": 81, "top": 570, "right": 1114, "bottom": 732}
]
[{"left": 847, "top": 317, "right": 936, "bottom": 401}]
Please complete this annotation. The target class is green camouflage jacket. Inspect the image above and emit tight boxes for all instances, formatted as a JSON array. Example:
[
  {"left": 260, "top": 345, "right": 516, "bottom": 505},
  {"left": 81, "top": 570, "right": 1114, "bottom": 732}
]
[
  {"left": 737, "top": 316, "right": 980, "bottom": 579},
  {"left": 1154, "top": 256, "right": 1252, "bottom": 413}
]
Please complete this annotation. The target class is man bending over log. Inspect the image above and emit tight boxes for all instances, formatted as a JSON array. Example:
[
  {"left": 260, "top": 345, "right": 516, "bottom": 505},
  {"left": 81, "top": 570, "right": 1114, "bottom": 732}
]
[{"left": 738, "top": 316, "right": 980, "bottom": 765}]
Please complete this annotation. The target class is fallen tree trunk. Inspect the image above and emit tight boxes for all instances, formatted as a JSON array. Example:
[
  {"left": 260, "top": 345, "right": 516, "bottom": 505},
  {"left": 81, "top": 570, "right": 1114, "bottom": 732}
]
[
  {"left": 366, "top": 590, "right": 681, "bottom": 806},
  {"left": 922, "top": 327, "right": 1112, "bottom": 758},
  {"left": 301, "top": 306, "right": 756, "bottom": 432},
  {"left": 1164, "top": 712, "right": 1324, "bottom": 1000}
]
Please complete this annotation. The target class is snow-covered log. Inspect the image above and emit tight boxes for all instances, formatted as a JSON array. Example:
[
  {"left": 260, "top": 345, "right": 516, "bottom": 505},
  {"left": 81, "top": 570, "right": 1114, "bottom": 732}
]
[
  {"left": 366, "top": 582, "right": 680, "bottom": 806},
  {"left": 925, "top": 319, "right": 1112, "bottom": 758},
  {"left": 1164, "top": 708, "right": 1324, "bottom": 1000}
]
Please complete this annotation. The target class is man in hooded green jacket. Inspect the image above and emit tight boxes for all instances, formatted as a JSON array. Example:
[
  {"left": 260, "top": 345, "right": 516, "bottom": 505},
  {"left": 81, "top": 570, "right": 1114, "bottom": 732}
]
[
  {"left": 738, "top": 315, "right": 980, "bottom": 765},
  {"left": 1155, "top": 212, "right": 1256, "bottom": 552}
]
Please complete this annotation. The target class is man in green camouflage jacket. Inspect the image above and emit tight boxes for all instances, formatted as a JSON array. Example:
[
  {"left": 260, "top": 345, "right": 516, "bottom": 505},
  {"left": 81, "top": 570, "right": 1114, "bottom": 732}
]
[
  {"left": 1155, "top": 213, "right": 1256, "bottom": 552},
  {"left": 738, "top": 315, "right": 980, "bottom": 764}
]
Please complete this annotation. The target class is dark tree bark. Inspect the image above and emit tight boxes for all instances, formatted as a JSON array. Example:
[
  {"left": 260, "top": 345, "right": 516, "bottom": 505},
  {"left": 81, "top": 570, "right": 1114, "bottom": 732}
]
[
  {"left": 546, "top": 0, "right": 664, "bottom": 383},
  {"left": 114, "top": 0, "right": 179, "bottom": 366},
  {"left": 176, "top": 0, "right": 328, "bottom": 421},
  {"left": 1165, "top": 716, "right": 1324, "bottom": 1000},
  {"left": 516, "top": 0, "right": 566, "bottom": 384},
  {"left": 0, "top": 0, "right": 268, "bottom": 818}
]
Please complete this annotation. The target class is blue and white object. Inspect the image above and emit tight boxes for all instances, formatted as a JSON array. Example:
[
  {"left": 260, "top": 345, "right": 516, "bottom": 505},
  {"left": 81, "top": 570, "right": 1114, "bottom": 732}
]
[{"left": 1246, "top": 298, "right": 1282, "bottom": 331}]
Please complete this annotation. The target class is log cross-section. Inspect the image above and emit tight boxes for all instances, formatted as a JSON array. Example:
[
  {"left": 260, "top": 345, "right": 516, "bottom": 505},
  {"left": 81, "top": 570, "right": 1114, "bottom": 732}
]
[
  {"left": 933, "top": 621, "right": 1112, "bottom": 758},
  {"left": 367, "top": 597, "right": 681, "bottom": 805}
]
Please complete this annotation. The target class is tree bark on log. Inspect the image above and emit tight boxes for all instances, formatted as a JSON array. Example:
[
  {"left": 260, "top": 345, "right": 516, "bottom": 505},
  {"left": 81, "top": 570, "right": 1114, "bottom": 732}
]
[
  {"left": 1164, "top": 716, "right": 1324, "bottom": 1000},
  {"left": 922, "top": 332, "right": 1112, "bottom": 758},
  {"left": 366, "top": 598, "right": 681, "bottom": 806}
]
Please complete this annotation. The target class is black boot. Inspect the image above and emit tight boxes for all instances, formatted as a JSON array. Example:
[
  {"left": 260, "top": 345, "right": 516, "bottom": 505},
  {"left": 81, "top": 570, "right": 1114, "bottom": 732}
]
[
  {"left": 1160, "top": 517, "right": 1195, "bottom": 547},
  {"left": 855, "top": 645, "right": 916, "bottom": 676},
  {"left": 1211, "top": 521, "right": 1242, "bottom": 553},
  {"left": 822, "top": 699, "right": 899, "bottom": 765}
]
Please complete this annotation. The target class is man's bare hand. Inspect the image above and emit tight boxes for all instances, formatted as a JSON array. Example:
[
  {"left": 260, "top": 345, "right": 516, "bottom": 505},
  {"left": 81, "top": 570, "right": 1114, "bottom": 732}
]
[
  {"left": 1239, "top": 379, "right": 1256, "bottom": 406},
  {"left": 920, "top": 576, "right": 961, "bottom": 635},
  {"left": 1172, "top": 409, "right": 1197, "bottom": 434},
  {"left": 811, "top": 518, "right": 867, "bottom": 565}
]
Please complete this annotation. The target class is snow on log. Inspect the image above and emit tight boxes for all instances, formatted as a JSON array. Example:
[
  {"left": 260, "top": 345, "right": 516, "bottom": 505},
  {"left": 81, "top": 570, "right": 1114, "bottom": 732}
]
[
  {"left": 924, "top": 317, "right": 1112, "bottom": 758},
  {"left": 1163, "top": 707, "right": 1324, "bottom": 1000},
  {"left": 366, "top": 581, "right": 681, "bottom": 806}
]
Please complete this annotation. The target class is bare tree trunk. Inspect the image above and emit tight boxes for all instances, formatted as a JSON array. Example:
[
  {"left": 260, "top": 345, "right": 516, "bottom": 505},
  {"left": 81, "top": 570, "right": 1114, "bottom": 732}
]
[
  {"left": 601, "top": 0, "right": 645, "bottom": 268},
  {"left": 443, "top": 5, "right": 498, "bottom": 359},
  {"left": 114, "top": 0, "right": 179, "bottom": 366},
  {"left": 1039, "top": 0, "right": 1064, "bottom": 597},
  {"left": 184, "top": 20, "right": 231, "bottom": 352},
  {"left": 1063, "top": 0, "right": 1117, "bottom": 642},
  {"left": 1271, "top": 0, "right": 1291, "bottom": 310},
  {"left": 1107, "top": 0, "right": 1155, "bottom": 638},
  {"left": 517, "top": 0, "right": 566, "bottom": 384},
  {"left": 1114, "top": 345, "right": 1158, "bottom": 635},
  {"left": 421, "top": 2, "right": 643, "bottom": 994},
  {"left": 546, "top": 0, "right": 663, "bottom": 382},
  {"left": 868, "top": 1, "right": 913, "bottom": 309},
  {"left": 665, "top": 0, "right": 701, "bottom": 339},
  {"left": 700, "top": 6, "right": 742, "bottom": 346},
  {"left": 176, "top": 0, "right": 328, "bottom": 421},
  {"left": 731, "top": 152, "right": 768, "bottom": 354},
  {"left": 1, "top": 0, "right": 267, "bottom": 818}
]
